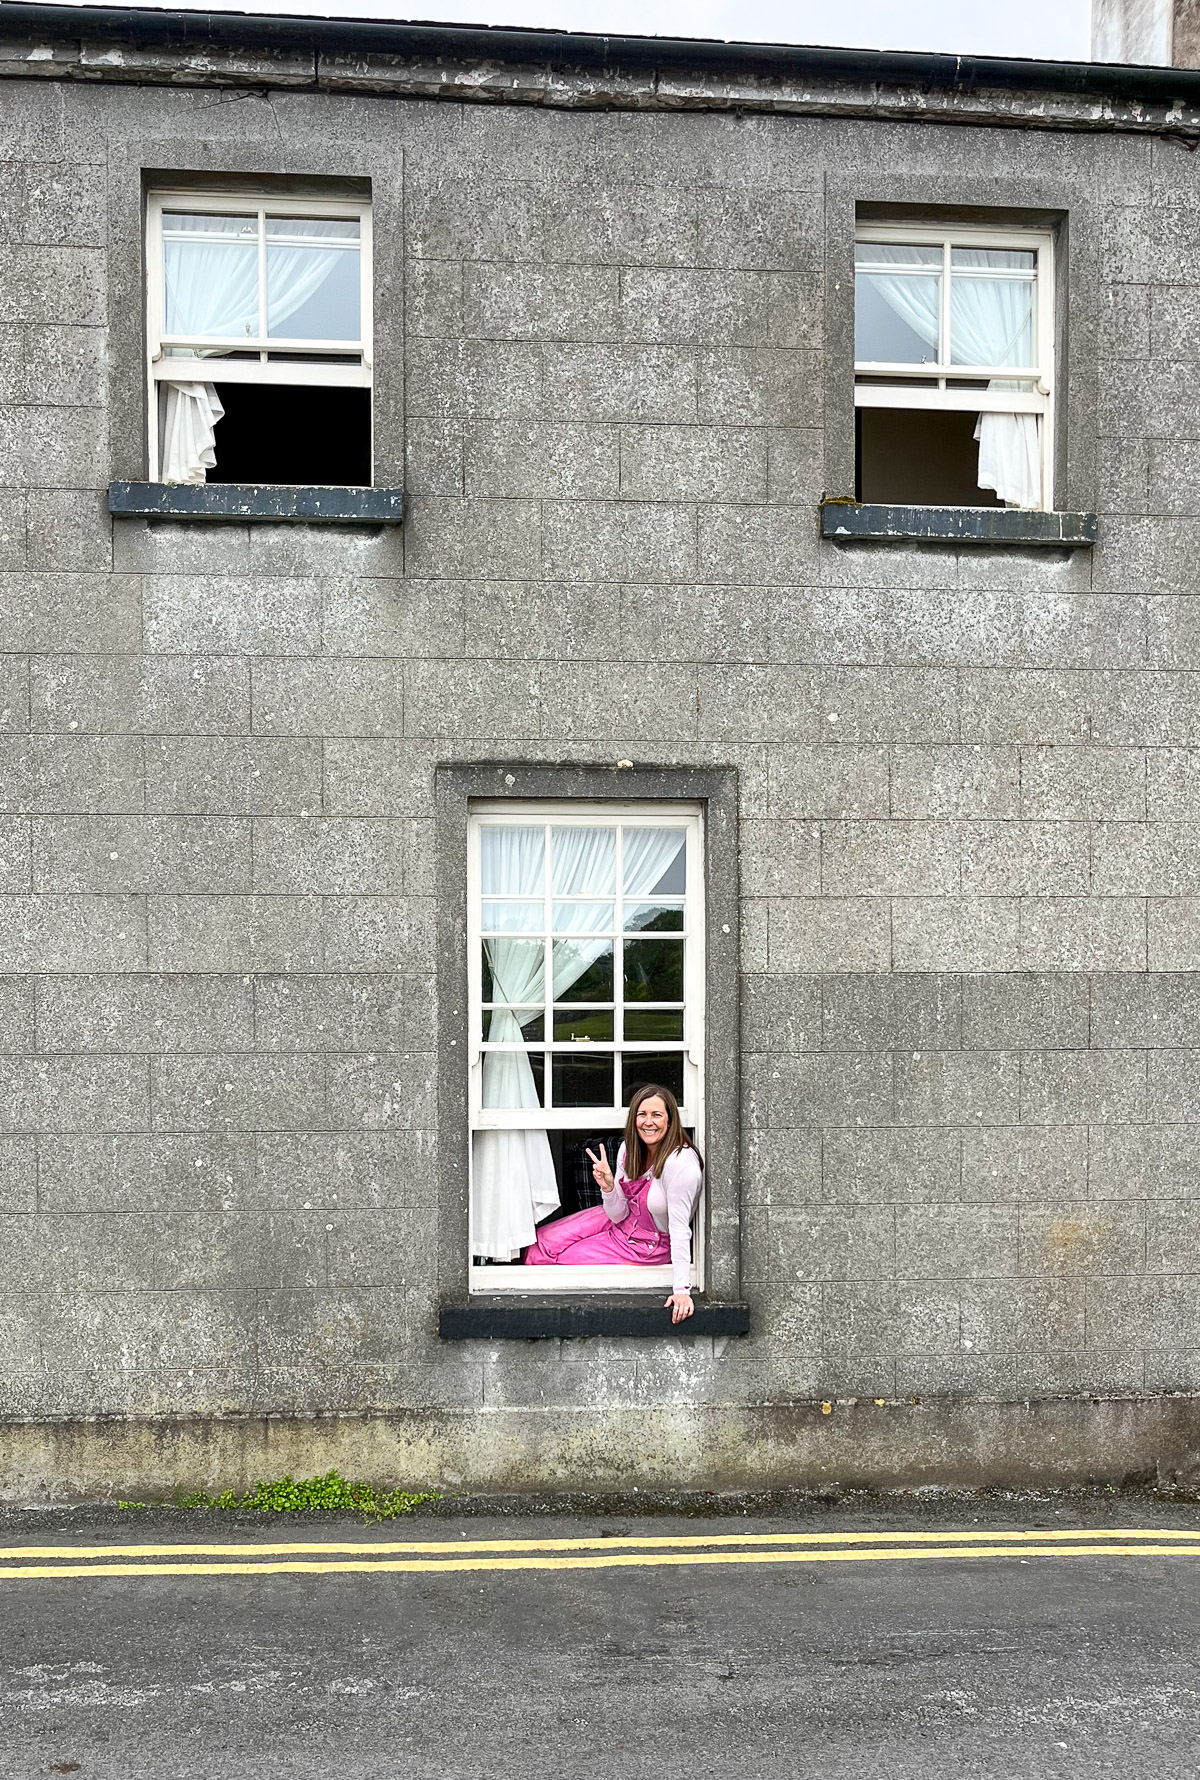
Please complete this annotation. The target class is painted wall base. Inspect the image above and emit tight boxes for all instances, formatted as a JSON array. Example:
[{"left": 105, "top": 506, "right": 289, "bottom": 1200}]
[{"left": 3, "top": 1398, "right": 1200, "bottom": 1504}]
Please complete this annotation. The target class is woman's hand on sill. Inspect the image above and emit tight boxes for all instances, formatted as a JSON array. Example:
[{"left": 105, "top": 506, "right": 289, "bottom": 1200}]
[{"left": 665, "top": 1290, "right": 694, "bottom": 1325}]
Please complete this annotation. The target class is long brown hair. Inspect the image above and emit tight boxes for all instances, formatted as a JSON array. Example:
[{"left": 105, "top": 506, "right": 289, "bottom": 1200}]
[{"left": 622, "top": 1082, "right": 703, "bottom": 1180}]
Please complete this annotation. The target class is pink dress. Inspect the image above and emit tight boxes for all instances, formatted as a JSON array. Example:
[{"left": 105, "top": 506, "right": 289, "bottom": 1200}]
[{"left": 523, "top": 1169, "right": 671, "bottom": 1269}]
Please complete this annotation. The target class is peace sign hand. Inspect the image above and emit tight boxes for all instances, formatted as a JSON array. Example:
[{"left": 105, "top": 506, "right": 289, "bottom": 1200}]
[{"left": 585, "top": 1143, "right": 615, "bottom": 1195}]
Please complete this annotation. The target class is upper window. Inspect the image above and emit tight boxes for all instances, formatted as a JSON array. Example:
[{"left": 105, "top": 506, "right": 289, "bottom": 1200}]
[
  {"left": 146, "top": 190, "right": 373, "bottom": 488},
  {"left": 854, "top": 223, "right": 1053, "bottom": 511},
  {"left": 468, "top": 803, "right": 705, "bottom": 1293}
]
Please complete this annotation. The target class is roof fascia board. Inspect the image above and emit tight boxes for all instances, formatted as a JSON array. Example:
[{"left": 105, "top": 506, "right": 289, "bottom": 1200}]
[{"left": 4, "top": 0, "right": 1200, "bottom": 134}]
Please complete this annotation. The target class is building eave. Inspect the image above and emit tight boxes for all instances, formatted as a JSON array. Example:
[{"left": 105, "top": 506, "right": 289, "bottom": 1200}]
[{"left": 3, "top": 0, "right": 1200, "bottom": 135}]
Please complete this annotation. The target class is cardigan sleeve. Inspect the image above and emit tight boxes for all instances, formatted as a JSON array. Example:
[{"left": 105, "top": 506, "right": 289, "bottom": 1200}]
[
  {"left": 601, "top": 1141, "right": 630, "bottom": 1224},
  {"left": 662, "top": 1146, "right": 702, "bottom": 1295}
]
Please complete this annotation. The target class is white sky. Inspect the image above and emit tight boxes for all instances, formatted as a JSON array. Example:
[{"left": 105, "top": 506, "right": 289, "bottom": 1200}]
[{"left": 71, "top": 0, "right": 1095, "bottom": 62}]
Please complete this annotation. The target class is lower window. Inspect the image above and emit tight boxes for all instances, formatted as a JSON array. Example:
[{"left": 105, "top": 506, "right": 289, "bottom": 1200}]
[{"left": 468, "top": 801, "right": 705, "bottom": 1292}]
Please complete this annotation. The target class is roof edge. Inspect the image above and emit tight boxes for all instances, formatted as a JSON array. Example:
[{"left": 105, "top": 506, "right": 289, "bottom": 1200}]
[{"left": 4, "top": 0, "right": 1200, "bottom": 130}]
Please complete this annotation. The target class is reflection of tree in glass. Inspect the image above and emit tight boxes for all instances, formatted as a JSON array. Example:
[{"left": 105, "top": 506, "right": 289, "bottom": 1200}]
[{"left": 623, "top": 939, "right": 684, "bottom": 1002}]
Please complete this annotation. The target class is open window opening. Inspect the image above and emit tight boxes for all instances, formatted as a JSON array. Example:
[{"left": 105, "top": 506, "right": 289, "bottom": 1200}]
[
  {"left": 146, "top": 192, "right": 372, "bottom": 487},
  {"left": 467, "top": 803, "right": 705, "bottom": 1295},
  {"left": 854, "top": 223, "right": 1054, "bottom": 511}
]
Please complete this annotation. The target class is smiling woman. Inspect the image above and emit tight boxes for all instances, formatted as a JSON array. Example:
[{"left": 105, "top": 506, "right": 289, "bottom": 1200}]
[{"left": 522, "top": 1083, "right": 704, "bottom": 1323}]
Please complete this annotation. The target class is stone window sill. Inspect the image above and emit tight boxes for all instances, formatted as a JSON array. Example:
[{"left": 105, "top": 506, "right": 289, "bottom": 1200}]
[
  {"left": 108, "top": 482, "right": 404, "bottom": 525},
  {"left": 439, "top": 1299, "right": 751, "bottom": 1340},
  {"left": 820, "top": 501, "right": 1096, "bottom": 547}
]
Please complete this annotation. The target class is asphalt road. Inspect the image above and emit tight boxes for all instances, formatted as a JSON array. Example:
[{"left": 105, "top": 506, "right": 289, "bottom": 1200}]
[{"left": 3, "top": 1494, "right": 1200, "bottom": 1779}]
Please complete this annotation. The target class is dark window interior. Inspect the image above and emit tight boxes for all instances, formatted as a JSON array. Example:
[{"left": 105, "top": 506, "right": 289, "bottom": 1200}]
[
  {"left": 856, "top": 407, "right": 1002, "bottom": 507},
  {"left": 207, "top": 384, "right": 371, "bottom": 486}
]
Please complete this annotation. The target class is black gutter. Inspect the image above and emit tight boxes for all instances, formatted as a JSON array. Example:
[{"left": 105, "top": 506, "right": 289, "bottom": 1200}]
[{"left": 4, "top": 0, "right": 1200, "bottom": 108}]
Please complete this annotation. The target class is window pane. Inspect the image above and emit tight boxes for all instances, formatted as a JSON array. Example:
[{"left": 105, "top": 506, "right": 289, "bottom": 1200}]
[
  {"left": 552, "top": 826, "right": 615, "bottom": 894},
  {"left": 482, "top": 899, "right": 544, "bottom": 933},
  {"left": 950, "top": 277, "right": 1034, "bottom": 368},
  {"left": 624, "top": 938, "right": 684, "bottom": 1003},
  {"left": 951, "top": 248, "right": 1035, "bottom": 270},
  {"left": 553, "top": 1053, "right": 614, "bottom": 1107},
  {"left": 855, "top": 273, "right": 940, "bottom": 363},
  {"left": 482, "top": 938, "right": 544, "bottom": 1005},
  {"left": 482, "top": 1049, "right": 544, "bottom": 1109},
  {"left": 267, "top": 240, "right": 360, "bottom": 341},
  {"left": 552, "top": 900, "right": 613, "bottom": 934},
  {"left": 855, "top": 243, "right": 941, "bottom": 266},
  {"left": 624, "top": 1009, "right": 684, "bottom": 1041},
  {"left": 623, "top": 829, "right": 686, "bottom": 896},
  {"left": 481, "top": 826, "right": 544, "bottom": 896},
  {"left": 622, "top": 1053, "right": 684, "bottom": 1106},
  {"left": 163, "top": 231, "right": 258, "bottom": 338},
  {"left": 266, "top": 217, "right": 360, "bottom": 242},
  {"left": 624, "top": 901, "right": 684, "bottom": 934},
  {"left": 553, "top": 940, "right": 613, "bottom": 1002},
  {"left": 553, "top": 1009, "right": 614, "bottom": 1042},
  {"left": 483, "top": 1007, "right": 543, "bottom": 1042},
  {"left": 163, "top": 213, "right": 257, "bottom": 239}
]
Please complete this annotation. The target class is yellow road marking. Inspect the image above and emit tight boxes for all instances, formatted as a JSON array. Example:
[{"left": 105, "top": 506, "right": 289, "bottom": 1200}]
[
  {"left": 4, "top": 1527, "right": 1200, "bottom": 1562},
  {"left": 2, "top": 1541, "right": 1200, "bottom": 1580}
]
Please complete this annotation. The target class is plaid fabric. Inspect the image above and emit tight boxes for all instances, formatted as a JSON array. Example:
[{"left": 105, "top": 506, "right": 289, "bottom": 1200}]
[{"left": 561, "top": 1130, "right": 624, "bottom": 1212}]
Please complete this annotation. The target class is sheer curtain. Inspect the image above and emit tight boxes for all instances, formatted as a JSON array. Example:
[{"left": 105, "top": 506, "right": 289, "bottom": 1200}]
[
  {"left": 159, "top": 218, "right": 350, "bottom": 485},
  {"left": 473, "top": 827, "right": 558, "bottom": 1263},
  {"left": 952, "top": 265, "right": 1041, "bottom": 510},
  {"left": 865, "top": 251, "right": 1041, "bottom": 510},
  {"left": 471, "top": 824, "right": 686, "bottom": 1264}
]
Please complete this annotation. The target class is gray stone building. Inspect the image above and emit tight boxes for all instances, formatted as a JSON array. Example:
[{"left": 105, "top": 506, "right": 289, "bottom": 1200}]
[{"left": 3, "top": 0, "right": 1200, "bottom": 1499}]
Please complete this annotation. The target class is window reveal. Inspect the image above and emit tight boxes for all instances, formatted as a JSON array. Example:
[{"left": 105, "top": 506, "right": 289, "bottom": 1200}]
[
  {"left": 146, "top": 194, "right": 372, "bottom": 487},
  {"left": 854, "top": 226, "right": 1054, "bottom": 511},
  {"left": 468, "top": 805, "right": 704, "bottom": 1289}
]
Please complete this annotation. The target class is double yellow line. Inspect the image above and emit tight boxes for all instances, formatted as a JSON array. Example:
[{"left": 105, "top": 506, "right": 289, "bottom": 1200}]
[{"left": 2, "top": 1526, "right": 1200, "bottom": 1581}]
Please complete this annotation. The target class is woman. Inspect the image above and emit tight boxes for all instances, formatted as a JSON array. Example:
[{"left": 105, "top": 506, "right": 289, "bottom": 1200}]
[{"left": 523, "top": 1083, "right": 702, "bottom": 1324}]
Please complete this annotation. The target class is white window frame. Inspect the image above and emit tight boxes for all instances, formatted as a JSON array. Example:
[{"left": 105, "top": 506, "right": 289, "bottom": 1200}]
[
  {"left": 854, "top": 221, "right": 1055, "bottom": 511},
  {"left": 468, "top": 800, "right": 706, "bottom": 1296},
  {"left": 144, "top": 188, "right": 374, "bottom": 482}
]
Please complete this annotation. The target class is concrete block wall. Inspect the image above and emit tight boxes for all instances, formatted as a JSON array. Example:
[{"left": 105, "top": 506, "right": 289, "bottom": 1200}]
[{"left": 1, "top": 68, "right": 1199, "bottom": 1489}]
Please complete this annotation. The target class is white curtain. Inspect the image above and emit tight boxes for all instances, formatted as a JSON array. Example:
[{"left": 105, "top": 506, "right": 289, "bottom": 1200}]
[
  {"left": 952, "top": 269, "right": 1040, "bottom": 510},
  {"left": 158, "top": 219, "right": 349, "bottom": 486},
  {"left": 471, "top": 824, "right": 686, "bottom": 1263},
  {"left": 866, "top": 250, "right": 1041, "bottom": 510}
]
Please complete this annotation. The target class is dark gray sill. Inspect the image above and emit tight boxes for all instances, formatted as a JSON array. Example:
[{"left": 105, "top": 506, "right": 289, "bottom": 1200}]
[
  {"left": 108, "top": 482, "right": 404, "bottom": 525},
  {"left": 440, "top": 1300, "right": 751, "bottom": 1340},
  {"left": 820, "top": 502, "right": 1096, "bottom": 547}
]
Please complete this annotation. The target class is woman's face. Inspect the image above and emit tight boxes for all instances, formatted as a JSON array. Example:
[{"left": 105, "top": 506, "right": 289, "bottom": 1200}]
[{"left": 635, "top": 1096, "right": 669, "bottom": 1150}]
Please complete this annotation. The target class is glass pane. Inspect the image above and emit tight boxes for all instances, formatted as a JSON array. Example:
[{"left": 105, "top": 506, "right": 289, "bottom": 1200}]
[
  {"left": 950, "top": 278, "right": 1033, "bottom": 368},
  {"left": 553, "top": 1053, "right": 614, "bottom": 1108},
  {"left": 622, "top": 1053, "right": 684, "bottom": 1107},
  {"left": 552, "top": 826, "right": 615, "bottom": 895},
  {"left": 624, "top": 902, "right": 684, "bottom": 934},
  {"left": 624, "top": 1009, "right": 683, "bottom": 1041},
  {"left": 482, "top": 938, "right": 544, "bottom": 1005},
  {"left": 481, "top": 1049, "right": 544, "bottom": 1109},
  {"left": 481, "top": 899, "right": 544, "bottom": 933},
  {"left": 553, "top": 1009, "right": 614, "bottom": 1043},
  {"left": 623, "top": 938, "right": 684, "bottom": 1003},
  {"left": 553, "top": 940, "right": 613, "bottom": 1003},
  {"left": 855, "top": 243, "right": 941, "bottom": 267},
  {"left": 552, "top": 900, "right": 613, "bottom": 934},
  {"left": 623, "top": 829, "right": 686, "bottom": 896},
  {"left": 855, "top": 273, "right": 940, "bottom": 364},
  {"left": 951, "top": 248, "right": 1035, "bottom": 271},
  {"left": 266, "top": 217, "right": 360, "bottom": 241},
  {"left": 482, "top": 1007, "right": 543, "bottom": 1042},
  {"left": 163, "top": 232, "right": 258, "bottom": 339},
  {"left": 481, "top": 826, "right": 544, "bottom": 896},
  {"left": 267, "top": 241, "right": 360, "bottom": 341}
]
